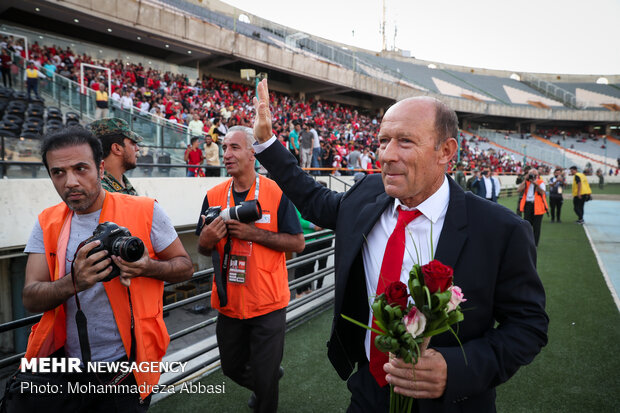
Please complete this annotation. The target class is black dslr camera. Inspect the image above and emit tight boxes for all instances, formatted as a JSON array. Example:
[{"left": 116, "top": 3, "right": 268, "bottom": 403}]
[
  {"left": 527, "top": 173, "right": 536, "bottom": 182},
  {"left": 77, "top": 222, "right": 145, "bottom": 282},
  {"left": 201, "top": 200, "right": 263, "bottom": 229}
]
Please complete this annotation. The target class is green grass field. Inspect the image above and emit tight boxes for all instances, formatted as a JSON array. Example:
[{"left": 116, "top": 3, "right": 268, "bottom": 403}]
[
  {"left": 152, "top": 191, "right": 620, "bottom": 413},
  {"left": 591, "top": 182, "right": 620, "bottom": 195}
]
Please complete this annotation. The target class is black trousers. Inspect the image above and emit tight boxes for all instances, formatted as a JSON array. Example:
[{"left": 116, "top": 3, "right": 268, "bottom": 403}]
[
  {"left": 573, "top": 197, "right": 586, "bottom": 220},
  {"left": 346, "top": 362, "right": 392, "bottom": 413},
  {"left": 523, "top": 201, "right": 543, "bottom": 246},
  {"left": 1, "top": 68, "right": 11, "bottom": 88},
  {"left": 26, "top": 78, "right": 39, "bottom": 100},
  {"left": 204, "top": 165, "right": 220, "bottom": 177},
  {"left": 216, "top": 309, "right": 286, "bottom": 413},
  {"left": 314, "top": 239, "right": 331, "bottom": 289},
  {"left": 549, "top": 196, "right": 563, "bottom": 221}
]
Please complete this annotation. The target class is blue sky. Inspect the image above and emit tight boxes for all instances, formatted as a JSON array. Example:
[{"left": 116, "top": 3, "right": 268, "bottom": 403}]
[{"left": 222, "top": 0, "right": 620, "bottom": 75}]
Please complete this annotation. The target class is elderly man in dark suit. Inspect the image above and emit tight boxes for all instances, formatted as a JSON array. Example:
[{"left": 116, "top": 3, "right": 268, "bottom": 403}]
[{"left": 252, "top": 80, "right": 548, "bottom": 413}]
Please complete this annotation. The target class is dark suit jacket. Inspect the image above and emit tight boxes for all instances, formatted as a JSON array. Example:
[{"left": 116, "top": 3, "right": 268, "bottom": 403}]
[
  {"left": 472, "top": 177, "right": 497, "bottom": 202},
  {"left": 256, "top": 141, "right": 548, "bottom": 412}
]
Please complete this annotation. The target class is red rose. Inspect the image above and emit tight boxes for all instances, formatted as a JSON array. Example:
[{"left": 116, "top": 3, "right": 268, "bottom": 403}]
[
  {"left": 422, "top": 260, "right": 453, "bottom": 293},
  {"left": 385, "top": 281, "right": 408, "bottom": 309}
]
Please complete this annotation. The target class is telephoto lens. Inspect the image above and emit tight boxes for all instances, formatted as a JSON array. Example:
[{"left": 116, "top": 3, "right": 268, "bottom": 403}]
[{"left": 221, "top": 200, "right": 262, "bottom": 223}]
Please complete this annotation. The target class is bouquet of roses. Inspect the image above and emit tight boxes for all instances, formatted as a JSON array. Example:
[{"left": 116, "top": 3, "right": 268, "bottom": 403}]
[{"left": 342, "top": 259, "right": 466, "bottom": 413}]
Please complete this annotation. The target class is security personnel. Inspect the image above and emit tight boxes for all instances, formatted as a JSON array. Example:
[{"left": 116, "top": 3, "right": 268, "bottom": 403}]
[
  {"left": 569, "top": 165, "right": 592, "bottom": 224},
  {"left": 88, "top": 118, "right": 142, "bottom": 195},
  {"left": 25, "top": 61, "right": 45, "bottom": 101},
  {"left": 196, "top": 126, "right": 304, "bottom": 413},
  {"left": 8, "top": 126, "right": 193, "bottom": 412},
  {"left": 95, "top": 83, "right": 109, "bottom": 119},
  {"left": 518, "top": 168, "right": 548, "bottom": 246}
]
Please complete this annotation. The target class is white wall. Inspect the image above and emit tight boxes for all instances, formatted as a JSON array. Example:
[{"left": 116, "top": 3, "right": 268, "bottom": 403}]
[
  {"left": 1, "top": 173, "right": 616, "bottom": 249},
  {"left": 0, "top": 175, "right": 356, "bottom": 249}
]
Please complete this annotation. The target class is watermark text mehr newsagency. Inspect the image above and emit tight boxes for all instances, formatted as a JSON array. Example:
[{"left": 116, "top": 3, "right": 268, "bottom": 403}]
[{"left": 21, "top": 357, "right": 186, "bottom": 374}]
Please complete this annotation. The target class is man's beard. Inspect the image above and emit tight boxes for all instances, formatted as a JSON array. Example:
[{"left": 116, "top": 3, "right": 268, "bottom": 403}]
[
  {"left": 62, "top": 186, "right": 101, "bottom": 212},
  {"left": 123, "top": 152, "right": 137, "bottom": 171}
]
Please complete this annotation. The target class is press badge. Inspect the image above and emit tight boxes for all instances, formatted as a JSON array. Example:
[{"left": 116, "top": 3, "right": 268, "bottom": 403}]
[
  {"left": 228, "top": 255, "right": 247, "bottom": 283},
  {"left": 229, "top": 241, "right": 252, "bottom": 283}
]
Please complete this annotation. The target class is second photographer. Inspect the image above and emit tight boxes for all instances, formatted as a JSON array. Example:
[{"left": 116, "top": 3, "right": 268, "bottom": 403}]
[
  {"left": 518, "top": 168, "right": 549, "bottom": 246},
  {"left": 196, "top": 126, "right": 304, "bottom": 413}
]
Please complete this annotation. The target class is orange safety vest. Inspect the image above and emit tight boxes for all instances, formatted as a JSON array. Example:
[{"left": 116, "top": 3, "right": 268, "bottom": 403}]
[
  {"left": 519, "top": 179, "right": 549, "bottom": 215},
  {"left": 207, "top": 175, "right": 289, "bottom": 319},
  {"left": 25, "top": 192, "right": 168, "bottom": 399}
]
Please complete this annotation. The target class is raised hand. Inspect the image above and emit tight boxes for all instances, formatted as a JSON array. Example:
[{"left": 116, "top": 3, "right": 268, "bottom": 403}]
[{"left": 253, "top": 78, "right": 273, "bottom": 143}]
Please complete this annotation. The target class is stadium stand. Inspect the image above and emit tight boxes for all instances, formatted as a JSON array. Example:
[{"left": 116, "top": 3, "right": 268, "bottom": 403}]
[
  {"left": 555, "top": 82, "right": 620, "bottom": 109},
  {"left": 0, "top": 6, "right": 617, "bottom": 179}
]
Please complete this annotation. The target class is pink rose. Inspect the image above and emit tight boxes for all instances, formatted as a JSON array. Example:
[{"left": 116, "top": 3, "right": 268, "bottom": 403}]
[
  {"left": 447, "top": 286, "right": 466, "bottom": 312},
  {"left": 403, "top": 307, "right": 426, "bottom": 338}
]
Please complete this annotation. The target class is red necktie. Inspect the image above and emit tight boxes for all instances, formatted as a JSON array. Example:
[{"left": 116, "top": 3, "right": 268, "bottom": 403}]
[{"left": 369, "top": 207, "right": 423, "bottom": 386}]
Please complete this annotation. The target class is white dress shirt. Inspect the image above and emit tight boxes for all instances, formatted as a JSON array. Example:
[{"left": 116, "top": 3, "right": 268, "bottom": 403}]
[
  {"left": 483, "top": 176, "right": 493, "bottom": 199},
  {"left": 492, "top": 176, "right": 501, "bottom": 198},
  {"left": 254, "top": 137, "right": 450, "bottom": 359},
  {"left": 361, "top": 177, "right": 450, "bottom": 359}
]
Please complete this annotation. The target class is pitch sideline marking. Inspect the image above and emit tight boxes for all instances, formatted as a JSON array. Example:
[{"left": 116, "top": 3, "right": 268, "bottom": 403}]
[{"left": 583, "top": 224, "right": 620, "bottom": 313}]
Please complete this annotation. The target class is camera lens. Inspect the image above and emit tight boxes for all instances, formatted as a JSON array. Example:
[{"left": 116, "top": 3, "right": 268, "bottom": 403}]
[
  {"left": 234, "top": 200, "right": 262, "bottom": 223},
  {"left": 112, "top": 236, "right": 145, "bottom": 262}
]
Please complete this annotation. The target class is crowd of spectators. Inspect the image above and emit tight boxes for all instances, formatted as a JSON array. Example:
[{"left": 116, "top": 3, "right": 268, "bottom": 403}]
[
  {"left": 456, "top": 133, "right": 552, "bottom": 175},
  {"left": 10, "top": 40, "right": 566, "bottom": 176}
]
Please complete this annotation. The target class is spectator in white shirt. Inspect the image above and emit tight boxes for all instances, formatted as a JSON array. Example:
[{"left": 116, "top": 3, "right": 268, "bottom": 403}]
[{"left": 120, "top": 90, "right": 133, "bottom": 110}]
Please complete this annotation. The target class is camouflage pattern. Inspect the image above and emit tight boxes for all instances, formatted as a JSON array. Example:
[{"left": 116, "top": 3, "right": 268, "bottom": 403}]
[
  {"left": 102, "top": 170, "right": 138, "bottom": 196},
  {"left": 87, "top": 117, "right": 143, "bottom": 143}
]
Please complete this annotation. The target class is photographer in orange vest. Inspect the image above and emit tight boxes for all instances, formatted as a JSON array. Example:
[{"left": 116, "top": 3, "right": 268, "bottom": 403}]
[
  {"left": 196, "top": 126, "right": 304, "bottom": 413},
  {"left": 4, "top": 126, "right": 193, "bottom": 412},
  {"left": 518, "top": 168, "right": 548, "bottom": 246}
]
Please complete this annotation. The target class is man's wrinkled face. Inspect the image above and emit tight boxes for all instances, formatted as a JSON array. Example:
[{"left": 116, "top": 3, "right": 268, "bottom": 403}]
[
  {"left": 46, "top": 144, "right": 104, "bottom": 214},
  {"left": 377, "top": 98, "right": 455, "bottom": 207},
  {"left": 222, "top": 132, "right": 254, "bottom": 177}
]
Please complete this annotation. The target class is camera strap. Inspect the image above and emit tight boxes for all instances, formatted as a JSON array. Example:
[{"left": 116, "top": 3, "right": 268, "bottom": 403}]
[
  {"left": 70, "top": 259, "right": 92, "bottom": 364},
  {"left": 227, "top": 174, "right": 259, "bottom": 208},
  {"left": 69, "top": 259, "right": 137, "bottom": 386},
  {"left": 216, "top": 236, "right": 232, "bottom": 307},
  {"left": 216, "top": 174, "right": 259, "bottom": 305}
]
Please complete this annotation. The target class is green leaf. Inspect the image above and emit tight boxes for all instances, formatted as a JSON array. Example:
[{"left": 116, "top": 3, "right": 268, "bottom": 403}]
[
  {"left": 383, "top": 304, "right": 393, "bottom": 322},
  {"left": 448, "top": 324, "right": 468, "bottom": 366},
  {"left": 432, "top": 290, "right": 452, "bottom": 310},
  {"left": 340, "top": 314, "right": 385, "bottom": 335},
  {"left": 424, "top": 325, "right": 451, "bottom": 337}
]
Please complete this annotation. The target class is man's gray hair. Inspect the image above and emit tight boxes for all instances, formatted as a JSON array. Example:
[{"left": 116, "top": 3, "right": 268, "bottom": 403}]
[
  {"left": 225, "top": 126, "right": 255, "bottom": 149},
  {"left": 433, "top": 99, "right": 459, "bottom": 148}
]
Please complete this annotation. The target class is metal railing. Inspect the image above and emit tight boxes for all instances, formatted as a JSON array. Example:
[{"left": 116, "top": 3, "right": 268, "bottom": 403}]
[
  {"left": 519, "top": 73, "right": 580, "bottom": 109},
  {"left": 477, "top": 129, "right": 569, "bottom": 168},
  {"left": 0, "top": 231, "right": 335, "bottom": 377}
]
